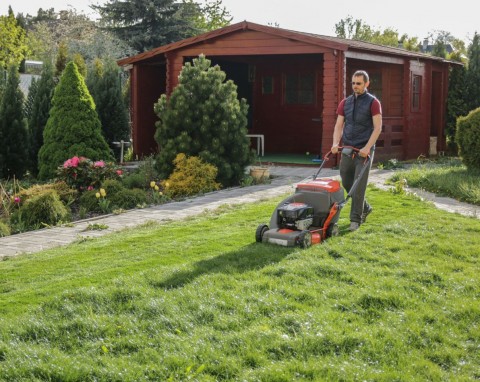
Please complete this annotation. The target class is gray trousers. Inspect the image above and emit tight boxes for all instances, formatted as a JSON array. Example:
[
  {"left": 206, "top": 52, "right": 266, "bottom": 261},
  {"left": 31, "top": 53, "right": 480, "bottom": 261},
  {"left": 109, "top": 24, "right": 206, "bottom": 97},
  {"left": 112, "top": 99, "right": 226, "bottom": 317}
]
[{"left": 339, "top": 150, "right": 374, "bottom": 223}]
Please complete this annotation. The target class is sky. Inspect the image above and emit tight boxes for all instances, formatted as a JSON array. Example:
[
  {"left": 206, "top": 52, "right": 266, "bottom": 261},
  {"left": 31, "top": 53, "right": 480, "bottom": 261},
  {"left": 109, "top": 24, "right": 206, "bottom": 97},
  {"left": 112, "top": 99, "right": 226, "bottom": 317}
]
[{"left": 3, "top": 0, "right": 479, "bottom": 44}]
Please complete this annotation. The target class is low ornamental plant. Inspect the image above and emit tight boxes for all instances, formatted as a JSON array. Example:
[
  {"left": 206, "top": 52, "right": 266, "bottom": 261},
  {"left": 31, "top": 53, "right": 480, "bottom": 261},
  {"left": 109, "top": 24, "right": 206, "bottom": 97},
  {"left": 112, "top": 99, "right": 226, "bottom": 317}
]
[{"left": 57, "top": 156, "right": 123, "bottom": 191}]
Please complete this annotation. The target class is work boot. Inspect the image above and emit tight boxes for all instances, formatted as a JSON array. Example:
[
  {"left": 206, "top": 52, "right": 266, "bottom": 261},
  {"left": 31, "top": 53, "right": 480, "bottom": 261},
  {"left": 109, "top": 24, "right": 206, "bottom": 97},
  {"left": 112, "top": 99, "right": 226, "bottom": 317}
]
[
  {"left": 361, "top": 206, "right": 373, "bottom": 223},
  {"left": 349, "top": 222, "right": 360, "bottom": 231}
]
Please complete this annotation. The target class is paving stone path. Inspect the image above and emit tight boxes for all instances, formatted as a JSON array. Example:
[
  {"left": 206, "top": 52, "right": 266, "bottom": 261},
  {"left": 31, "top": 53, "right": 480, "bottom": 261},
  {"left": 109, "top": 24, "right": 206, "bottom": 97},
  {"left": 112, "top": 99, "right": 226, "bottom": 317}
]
[{"left": 1, "top": 166, "right": 478, "bottom": 258}]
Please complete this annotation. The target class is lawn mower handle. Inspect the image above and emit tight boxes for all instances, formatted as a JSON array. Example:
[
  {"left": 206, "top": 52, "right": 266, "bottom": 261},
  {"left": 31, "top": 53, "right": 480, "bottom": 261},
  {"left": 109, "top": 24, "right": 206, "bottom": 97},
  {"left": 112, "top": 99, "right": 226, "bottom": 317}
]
[{"left": 312, "top": 146, "right": 370, "bottom": 180}]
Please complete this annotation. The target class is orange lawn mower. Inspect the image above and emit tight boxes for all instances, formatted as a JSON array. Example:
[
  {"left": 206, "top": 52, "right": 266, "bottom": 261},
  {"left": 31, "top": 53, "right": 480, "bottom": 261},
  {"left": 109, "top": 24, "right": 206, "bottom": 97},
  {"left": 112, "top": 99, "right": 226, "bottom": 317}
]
[{"left": 255, "top": 146, "right": 370, "bottom": 248}]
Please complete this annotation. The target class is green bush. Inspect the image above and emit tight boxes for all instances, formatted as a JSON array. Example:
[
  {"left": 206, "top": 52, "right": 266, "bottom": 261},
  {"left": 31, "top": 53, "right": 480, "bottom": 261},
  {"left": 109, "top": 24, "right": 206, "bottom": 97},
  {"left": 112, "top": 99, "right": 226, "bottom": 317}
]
[
  {"left": 456, "top": 107, "right": 480, "bottom": 170},
  {"left": 0, "top": 220, "right": 10, "bottom": 237},
  {"left": 78, "top": 190, "right": 100, "bottom": 213},
  {"left": 109, "top": 188, "right": 147, "bottom": 209},
  {"left": 161, "top": 153, "right": 220, "bottom": 198},
  {"left": 154, "top": 54, "right": 253, "bottom": 187},
  {"left": 101, "top": 179, "right": 125, "bottom": 195},
  {"left": 17, "top": 181, "right": 77, "bottom": 205},
  {"left": 121, "top": 172, "right": 147, "bottom": 190},
  {"left": 11, "top": 190, "right": 70, "bottom": 231}
]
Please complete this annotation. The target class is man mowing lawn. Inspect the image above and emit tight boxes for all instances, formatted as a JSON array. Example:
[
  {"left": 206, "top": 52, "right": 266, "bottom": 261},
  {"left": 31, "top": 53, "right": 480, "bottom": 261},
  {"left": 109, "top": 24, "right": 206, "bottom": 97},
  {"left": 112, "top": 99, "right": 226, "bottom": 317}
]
[{"left": 331, "top": 70, "right": 383, "bottom": 231}]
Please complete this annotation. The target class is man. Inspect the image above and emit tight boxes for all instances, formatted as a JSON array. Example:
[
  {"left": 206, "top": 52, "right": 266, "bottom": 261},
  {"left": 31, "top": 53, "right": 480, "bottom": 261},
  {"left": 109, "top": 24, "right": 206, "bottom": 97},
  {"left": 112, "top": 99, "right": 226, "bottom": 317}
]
[{"left": 331, "top": 70, "right": 382, "bottom": 231}]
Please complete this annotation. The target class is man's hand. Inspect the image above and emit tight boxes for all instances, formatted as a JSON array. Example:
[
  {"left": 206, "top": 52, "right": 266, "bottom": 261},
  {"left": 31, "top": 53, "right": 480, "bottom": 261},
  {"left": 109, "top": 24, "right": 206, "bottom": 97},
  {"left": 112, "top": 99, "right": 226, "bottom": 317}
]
[
  {"left": 331, "top": 145, "right": 339, "bottom": 154},
  {"left": 359, "top": 146, "right": 370, "bottom": 157}
]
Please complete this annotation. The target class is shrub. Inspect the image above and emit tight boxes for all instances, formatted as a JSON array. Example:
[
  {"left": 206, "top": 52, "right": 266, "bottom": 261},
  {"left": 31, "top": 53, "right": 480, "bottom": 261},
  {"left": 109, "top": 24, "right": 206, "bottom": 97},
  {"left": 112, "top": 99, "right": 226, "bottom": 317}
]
[
  {"left": 79, "top": 190, "right": 100, "bottom": 213},
  {"left": 11, "top": 190, "right": 70, "bottom": 231},
  {"left": 57, "top": 156, "right": 123, "bottom": 191},
  {"left": 154, "top": 54, "right": 253, "bottom": 187},
  {"left": 17, "top": 181, "right": 77, "bottom": 206},
  {"left": 161, "top": 153, "right": 220, "bottom": 198},
  {"left": 121, "top": 172, "right": 147, "bottom": 190},
  {"left": 456, "top": 107, "right": 480, "bottom": 170},
  {"left": 101, "top": 179, "right": 124, "bottom": 195},
  {"left": 0, "top": 220, "right": 10, "bottom": 237},
  {"left": 38, "top": 61, "right": 114, "bottom": 180},
  {"left": 109, "top": 188, "right": 147, "bottom": 209}
]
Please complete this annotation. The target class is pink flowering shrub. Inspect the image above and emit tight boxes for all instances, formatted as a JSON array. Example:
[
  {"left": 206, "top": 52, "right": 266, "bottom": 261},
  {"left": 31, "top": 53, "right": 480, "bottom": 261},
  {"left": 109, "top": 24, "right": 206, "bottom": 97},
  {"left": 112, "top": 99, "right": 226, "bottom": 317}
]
[{"left": 57, "top": 156, "right": 123, "bottom": 191}]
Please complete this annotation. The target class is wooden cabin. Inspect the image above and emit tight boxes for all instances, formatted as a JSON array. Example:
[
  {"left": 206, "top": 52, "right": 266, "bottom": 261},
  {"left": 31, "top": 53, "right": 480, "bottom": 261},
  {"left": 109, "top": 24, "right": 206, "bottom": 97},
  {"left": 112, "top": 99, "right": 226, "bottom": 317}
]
[{"left": 118, "top": 21, "right": 459, "bottom": 165}]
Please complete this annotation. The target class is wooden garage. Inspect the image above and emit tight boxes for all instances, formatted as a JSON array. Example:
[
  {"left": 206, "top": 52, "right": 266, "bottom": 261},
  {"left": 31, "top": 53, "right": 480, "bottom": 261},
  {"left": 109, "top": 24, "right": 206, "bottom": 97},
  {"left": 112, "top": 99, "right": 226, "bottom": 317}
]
[{"left": 118, "top": 21, "right": 457, "bottom": 164}]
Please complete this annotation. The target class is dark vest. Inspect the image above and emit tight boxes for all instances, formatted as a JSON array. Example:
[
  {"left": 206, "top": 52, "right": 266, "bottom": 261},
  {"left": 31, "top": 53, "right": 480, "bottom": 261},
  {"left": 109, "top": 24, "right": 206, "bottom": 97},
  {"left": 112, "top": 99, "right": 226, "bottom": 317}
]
[{"left": 342, "top": 91, "right": 376, "bottom": 148}]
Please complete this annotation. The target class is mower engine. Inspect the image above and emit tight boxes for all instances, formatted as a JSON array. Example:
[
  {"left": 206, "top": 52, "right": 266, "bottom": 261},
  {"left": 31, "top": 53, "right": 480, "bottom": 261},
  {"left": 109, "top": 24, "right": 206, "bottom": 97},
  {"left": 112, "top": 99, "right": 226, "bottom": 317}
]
[{"left": 277, "top": 202, "right": 314, "bottom": 231}]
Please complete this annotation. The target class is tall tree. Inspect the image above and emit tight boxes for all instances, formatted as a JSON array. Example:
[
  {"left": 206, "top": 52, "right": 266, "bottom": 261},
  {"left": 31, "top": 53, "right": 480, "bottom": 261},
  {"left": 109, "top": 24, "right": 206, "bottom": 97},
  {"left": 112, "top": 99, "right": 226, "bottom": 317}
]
[
  {"left": 92, "top": 0, "right": 199, "bottom": 52},
  {"left": 28, "top": 61, "right": 56, "bottom": 177},
  {"left": 87, "top": 58, "right": 130, "bottom": 154},
  {"left": 0, "top": 65, "right": 29, "bottom": 179},
  {"left": 38, "top": 61, "right": 113, "bottom": 180},
  {"left": 183, "top": 0, "right": 232, "bottom": 32},
  {"left": 466, "top": 32, "right": 480, "bottom": 112},
  {"left": 335, "top": 15, "right": 419, "bottom": 50},
  {"left": 0, "top": 6, "right": 29, "bottom": 69}
]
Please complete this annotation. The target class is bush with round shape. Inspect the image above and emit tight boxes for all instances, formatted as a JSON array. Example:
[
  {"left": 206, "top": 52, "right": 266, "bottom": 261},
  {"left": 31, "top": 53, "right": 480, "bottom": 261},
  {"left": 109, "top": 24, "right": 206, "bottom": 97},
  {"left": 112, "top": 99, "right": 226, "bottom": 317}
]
[
  {"left": 108, "top": 188, "right": 147, "bottom": 209},
  {"left": 456, "top": 107, "right": 480, "bottom": 170},
  {"left": 11, "top": 190, "right": 70, "bottom": 231},
  {"left": 161, "top": 153, "right": 220, "bottom": 198}
]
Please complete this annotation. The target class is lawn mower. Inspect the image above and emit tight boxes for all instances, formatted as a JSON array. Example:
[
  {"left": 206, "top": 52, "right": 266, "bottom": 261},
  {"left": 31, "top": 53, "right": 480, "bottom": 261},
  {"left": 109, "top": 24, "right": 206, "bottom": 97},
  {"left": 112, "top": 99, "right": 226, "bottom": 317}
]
[{"left": 255, "top": 147, "right": 370, "bottom": 248}]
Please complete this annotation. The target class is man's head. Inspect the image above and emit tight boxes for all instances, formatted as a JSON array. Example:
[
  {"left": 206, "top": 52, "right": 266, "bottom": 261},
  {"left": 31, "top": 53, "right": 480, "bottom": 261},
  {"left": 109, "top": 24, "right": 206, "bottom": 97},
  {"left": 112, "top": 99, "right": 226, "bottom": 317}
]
[{"left": 351, "top": 70, "right": 370, "bottom": 96}]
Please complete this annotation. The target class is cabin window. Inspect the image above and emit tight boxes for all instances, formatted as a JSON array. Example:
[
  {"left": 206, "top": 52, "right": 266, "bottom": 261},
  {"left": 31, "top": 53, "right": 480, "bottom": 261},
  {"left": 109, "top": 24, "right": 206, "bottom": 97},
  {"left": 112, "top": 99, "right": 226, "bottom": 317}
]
[
  {"left": 368, "top": 72, "right": 382, "bottom": 101},
  {"left": 262, "top": 76, "right": 274, "bottom": 94},
  {"left": 412, "top": 75, "right": 422, "bottom": 111},
  {"left": 284, "top": 73, "right": 315, "bottom": 104}
]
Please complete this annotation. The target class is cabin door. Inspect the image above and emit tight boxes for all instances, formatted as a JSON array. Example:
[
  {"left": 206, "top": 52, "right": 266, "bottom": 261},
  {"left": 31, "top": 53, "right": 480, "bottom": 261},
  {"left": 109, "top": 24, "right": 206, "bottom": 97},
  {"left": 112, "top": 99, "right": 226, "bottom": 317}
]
[{"left": 252, "top": 56, "right": 323, "bottom": 155}]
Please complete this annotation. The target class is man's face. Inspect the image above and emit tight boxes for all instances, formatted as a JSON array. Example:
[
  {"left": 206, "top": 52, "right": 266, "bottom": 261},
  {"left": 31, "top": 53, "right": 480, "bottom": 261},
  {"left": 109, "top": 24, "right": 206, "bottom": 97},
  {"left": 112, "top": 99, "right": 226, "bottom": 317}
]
[{"left": 351, "top": 76, "right": 369, "bottom": 95}]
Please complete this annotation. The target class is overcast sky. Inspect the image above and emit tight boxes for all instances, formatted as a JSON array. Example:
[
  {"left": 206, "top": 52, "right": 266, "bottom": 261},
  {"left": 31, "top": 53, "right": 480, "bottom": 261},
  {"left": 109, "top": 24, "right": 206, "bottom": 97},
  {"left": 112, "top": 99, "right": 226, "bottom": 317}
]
[{"left": 4, "top": 0, "right": 479, "bottom": 44}]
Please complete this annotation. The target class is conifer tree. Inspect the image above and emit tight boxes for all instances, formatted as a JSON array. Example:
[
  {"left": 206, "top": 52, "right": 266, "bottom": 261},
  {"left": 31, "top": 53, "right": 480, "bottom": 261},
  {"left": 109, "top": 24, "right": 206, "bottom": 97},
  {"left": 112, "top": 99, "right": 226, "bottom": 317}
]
[
  {"left": 28, "top": 61, "right": 56, "bottom": 177},
  {"left": 154, "top": 54, "right": 252, "bottom": 187},
  {"left": 24, "top": 76, "right": 38, "bottom": 120},
  {"left": 38, "top": 61, "right": 113, "bottom": 180},
  {"left": 0, "top": 65, "right": 29, "bottom": 179},
  {"left": 87, "top": 58, "right": 130, "bottom": 155},
  {"left": 466, "top": 32, "right": 480, "bottom": 112}
]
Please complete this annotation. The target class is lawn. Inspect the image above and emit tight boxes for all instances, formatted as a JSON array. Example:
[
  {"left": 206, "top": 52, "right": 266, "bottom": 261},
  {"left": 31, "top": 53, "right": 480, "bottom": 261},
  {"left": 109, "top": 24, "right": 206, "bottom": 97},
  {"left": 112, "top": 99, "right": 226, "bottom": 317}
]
[{"left": 0, "top": 186, "right": 479, "bottom": 381}]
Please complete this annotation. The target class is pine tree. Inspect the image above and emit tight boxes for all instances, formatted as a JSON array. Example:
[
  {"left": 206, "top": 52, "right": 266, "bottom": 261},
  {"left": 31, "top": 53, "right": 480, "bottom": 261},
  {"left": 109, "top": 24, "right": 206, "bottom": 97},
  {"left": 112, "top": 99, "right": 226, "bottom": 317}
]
[
  {"left": 92, "top": 0, "right": 199, "bottom": 52},
  {"left": 446, "top": 63, "right": 468, "bottom": 153},
  {"left": 28, "top": 61, "right": 56, "bottom": 177},
  {"left": 154, "top": 55, "right": 253, "bottom": 187},
  {"left": 466, "top": 32, "right": 480, "bottom": 112},
  {"left": 87, "top": 58, "right": 130, "bottom": 156},
  {"left": 38, "top": 61, "right": 113, "bottom": 180},
  {"left": 0, "top": 65, "right": 29, "bottom": 179}
]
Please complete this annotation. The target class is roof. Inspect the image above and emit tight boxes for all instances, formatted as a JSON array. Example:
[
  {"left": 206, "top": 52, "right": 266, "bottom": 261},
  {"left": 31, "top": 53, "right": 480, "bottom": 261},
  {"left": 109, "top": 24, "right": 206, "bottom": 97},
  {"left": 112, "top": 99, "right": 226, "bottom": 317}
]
[{"left": 118, "top": 21, "right": 459, "bottom": 66}]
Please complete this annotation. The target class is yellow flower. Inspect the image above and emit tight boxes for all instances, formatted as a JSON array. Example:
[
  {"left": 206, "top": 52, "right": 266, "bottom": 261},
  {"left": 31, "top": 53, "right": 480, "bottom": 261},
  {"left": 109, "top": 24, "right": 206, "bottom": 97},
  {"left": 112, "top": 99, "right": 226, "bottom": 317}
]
[
  {"left": 150, "top": 181, "right": 156, "bottom": 188},
  {"left": 154, "top": 185, "right": 159, "bottom": 191},
  {"left": 95, "top": 192, "right": 101, "bottom": 199},
  {"left": 100, "top": 188, "right": 106, "bottom": 197},
  {"left": 159, "top": 192, "right": 163, "bottom": 196},
  {"left": 165, "top": 182, "right": 170, "bottom": 188}
]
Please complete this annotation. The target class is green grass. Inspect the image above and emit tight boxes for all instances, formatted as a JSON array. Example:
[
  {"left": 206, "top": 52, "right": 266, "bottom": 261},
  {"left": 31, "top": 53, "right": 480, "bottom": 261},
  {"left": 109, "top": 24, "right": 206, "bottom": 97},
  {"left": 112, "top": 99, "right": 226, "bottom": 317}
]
[
  {"left": 258, "top": 153, "right": 320, "bottom": 165},
  {"left": 0, "top": 187, "right": 479, "bottom": 381},
  {"left": 389, "top": 159, "right": 480, "bottom": 205}
]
